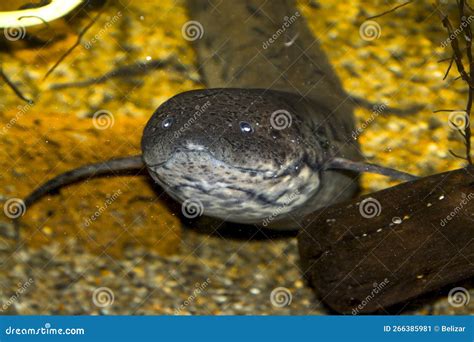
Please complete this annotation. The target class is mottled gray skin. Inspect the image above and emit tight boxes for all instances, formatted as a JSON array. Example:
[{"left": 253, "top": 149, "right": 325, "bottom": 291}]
[
  {"left": 141, "top": 0, "right": 361, "bottom": 229},
  {"left": 18, "top": 1, "right": 405, "bottom": 235},
  {"left": 142, "top": 88, "right": 357, "bottom": 229}
]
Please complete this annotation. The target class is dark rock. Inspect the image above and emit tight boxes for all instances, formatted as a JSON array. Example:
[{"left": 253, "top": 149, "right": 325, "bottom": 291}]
[{"left": 298, "top": 166, "right": 474, "bottom": 314}]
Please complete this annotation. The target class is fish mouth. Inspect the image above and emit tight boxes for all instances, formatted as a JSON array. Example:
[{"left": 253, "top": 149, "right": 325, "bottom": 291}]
[
  {"left": 146, "top": 147, "right": 317, "bottom": 180},
  {"left": 144, "top": 145, "right": 323, "bottom": 225}
]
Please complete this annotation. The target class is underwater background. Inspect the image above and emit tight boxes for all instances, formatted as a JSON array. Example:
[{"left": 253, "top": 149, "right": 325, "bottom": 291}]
[{"left": 0, "top": 0, "right": 472, "bottom": 314}]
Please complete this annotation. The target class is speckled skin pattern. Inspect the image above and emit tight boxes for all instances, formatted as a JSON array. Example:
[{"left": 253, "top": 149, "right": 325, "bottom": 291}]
[
  {"left": 141, "top": 0, "right": 361, "bottom": 230},
  {"left": 142, "top": 88, "right": 357, "bottom": 229}
]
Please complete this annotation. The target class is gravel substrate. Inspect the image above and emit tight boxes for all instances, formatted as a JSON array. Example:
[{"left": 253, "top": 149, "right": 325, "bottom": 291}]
[
  {"left": 1, "top": 227, "right": 319, "bottom": 315},
  {"left": 2, "top": 225, "right": 473, "bottom": 315}
]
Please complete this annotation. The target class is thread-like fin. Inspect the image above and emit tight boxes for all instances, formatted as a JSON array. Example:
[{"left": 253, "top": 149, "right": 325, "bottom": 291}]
[
  {"left": 326, "top": 157, "right": 418, "bottom": 182},
  {"left": 13, "top": 155, "right": 145, "bottom": 241}
]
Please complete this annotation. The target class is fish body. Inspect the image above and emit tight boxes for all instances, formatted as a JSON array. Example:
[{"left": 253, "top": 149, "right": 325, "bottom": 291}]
[{"left": 141, "top": 1, "right": 361, "bottom": 229}]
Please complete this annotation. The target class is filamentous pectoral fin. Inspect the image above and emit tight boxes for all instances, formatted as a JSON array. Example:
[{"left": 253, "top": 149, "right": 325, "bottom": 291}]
[
  {"left": 326, "top": 157, "right": 418, "bottom": 182},
  {"left": 12, "top": 155, "right": 145, "bottom": 241}
]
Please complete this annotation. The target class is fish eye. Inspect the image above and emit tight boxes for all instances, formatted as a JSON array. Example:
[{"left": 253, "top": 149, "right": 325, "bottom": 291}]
[
  {"left": 162, "top": 117, "right": 174, "bottom": 129},
  {"left": 239, "top": 121, "right": 254, "bottom": 134}
]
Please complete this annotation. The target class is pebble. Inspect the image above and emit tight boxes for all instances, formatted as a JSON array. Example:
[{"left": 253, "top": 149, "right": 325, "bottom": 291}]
[{"left": 250, "top": 288, "right": 261, "bottom": 295}]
